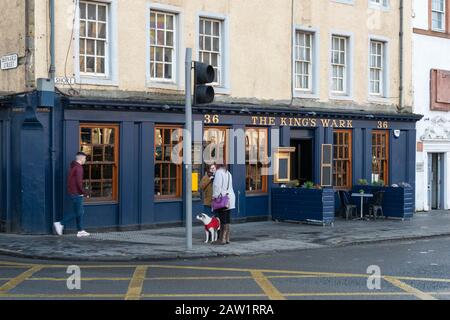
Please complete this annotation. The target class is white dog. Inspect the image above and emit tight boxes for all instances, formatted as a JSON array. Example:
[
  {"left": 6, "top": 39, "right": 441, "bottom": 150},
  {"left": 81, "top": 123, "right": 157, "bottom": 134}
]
[{"left": 196, "top": 213, "right": 221, "bottom": 243}]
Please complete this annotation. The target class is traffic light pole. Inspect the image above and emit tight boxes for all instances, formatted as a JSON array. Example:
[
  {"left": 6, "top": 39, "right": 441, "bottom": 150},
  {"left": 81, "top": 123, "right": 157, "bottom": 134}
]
[{"left": 184, "top": 48, "right": 193, "bottom": 250}]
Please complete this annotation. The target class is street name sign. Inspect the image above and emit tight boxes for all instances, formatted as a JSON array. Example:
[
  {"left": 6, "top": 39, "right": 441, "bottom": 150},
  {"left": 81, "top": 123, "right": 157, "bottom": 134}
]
[{"left": 1, "top": 54, "right": 18, "bottom": 70}]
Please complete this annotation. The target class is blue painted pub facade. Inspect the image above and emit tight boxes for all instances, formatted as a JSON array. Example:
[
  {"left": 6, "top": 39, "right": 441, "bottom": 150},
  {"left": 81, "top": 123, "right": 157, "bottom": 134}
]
[{"left": 0, "top": 92, "right": 421, "bottom": 234}]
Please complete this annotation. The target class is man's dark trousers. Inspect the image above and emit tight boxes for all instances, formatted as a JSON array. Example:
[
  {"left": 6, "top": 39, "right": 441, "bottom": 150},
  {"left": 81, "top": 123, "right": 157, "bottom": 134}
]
[{"left": 60, "top": 195, "right": 85, "bottom": 231}]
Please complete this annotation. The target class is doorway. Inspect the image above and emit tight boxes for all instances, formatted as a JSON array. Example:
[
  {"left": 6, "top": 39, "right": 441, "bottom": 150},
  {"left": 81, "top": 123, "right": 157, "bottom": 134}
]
[
  {"left": 428, "top": 153, "right": 445, "bottom": 210},
  {"left": 290, "top": 138, "right": 313, "bottom": 186}
]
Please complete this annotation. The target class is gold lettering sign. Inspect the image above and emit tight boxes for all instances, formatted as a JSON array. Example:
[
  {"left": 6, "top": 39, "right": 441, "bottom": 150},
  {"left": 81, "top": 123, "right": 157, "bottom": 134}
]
[{"left": 204, "top": 114, "right": 388, "bottom": 129}]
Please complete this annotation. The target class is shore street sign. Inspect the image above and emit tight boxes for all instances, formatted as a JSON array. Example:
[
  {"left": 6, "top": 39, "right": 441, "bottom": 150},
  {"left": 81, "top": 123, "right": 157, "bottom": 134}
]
[{"left": 1, "top": 54, "right": 18, "bottom": 70}]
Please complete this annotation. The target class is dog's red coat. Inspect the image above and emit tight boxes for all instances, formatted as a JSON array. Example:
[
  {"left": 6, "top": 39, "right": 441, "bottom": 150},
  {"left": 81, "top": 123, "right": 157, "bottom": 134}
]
[{"left": 204, "top": 216, "right": 220, "bottom": 231}]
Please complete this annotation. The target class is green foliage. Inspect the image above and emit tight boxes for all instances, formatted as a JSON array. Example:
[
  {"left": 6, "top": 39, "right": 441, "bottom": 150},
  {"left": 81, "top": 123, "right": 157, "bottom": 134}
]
[
  {"left": 302, "top": 181, "right": 315, "bottom": 189},
  {"left": 286, "top": 180, "right": 300, "bottom": 188},
  {"left": 357, "top": 179, "right": 369, "bottom": 185},
  {"left": 372, "top": 180, "right": 385, "bottom": 186}
]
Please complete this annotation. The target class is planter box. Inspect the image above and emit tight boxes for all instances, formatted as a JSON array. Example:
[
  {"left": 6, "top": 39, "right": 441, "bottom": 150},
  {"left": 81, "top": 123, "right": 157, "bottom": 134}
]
[
  {"left": 272, "top": 187, "right": 335, "bottom": 223},
  {"left": 351, "top": 185, "right": 414, "bottom": 219}
]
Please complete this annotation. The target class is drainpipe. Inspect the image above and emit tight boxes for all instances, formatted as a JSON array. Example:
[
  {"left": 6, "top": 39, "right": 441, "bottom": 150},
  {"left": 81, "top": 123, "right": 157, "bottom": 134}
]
[
  {"left": 49, "top": 0, "right": 57, "bottom": 227},
  {"left": 398, "top": 0, "right": 404, "bottom": 112}
]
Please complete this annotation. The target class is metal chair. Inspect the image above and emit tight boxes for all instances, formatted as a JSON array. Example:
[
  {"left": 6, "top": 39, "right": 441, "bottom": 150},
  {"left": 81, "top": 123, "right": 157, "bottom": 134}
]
[
  {"left": 368, "top": 191, "right": 385, "bottom": 219},
  {"left": 340, "top": 191, "right": 358, "bottom": 220}
]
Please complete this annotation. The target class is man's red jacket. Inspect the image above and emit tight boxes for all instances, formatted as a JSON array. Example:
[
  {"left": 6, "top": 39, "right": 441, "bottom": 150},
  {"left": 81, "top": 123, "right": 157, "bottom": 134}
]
[{"left": 68, "top": 161, "right": 87, "bottom": 196}]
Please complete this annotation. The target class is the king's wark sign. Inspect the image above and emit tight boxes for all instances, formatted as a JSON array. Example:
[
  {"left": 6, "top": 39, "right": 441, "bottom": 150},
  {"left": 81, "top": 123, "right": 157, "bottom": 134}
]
[
  {"left": 250, "top": 116, "right": 355, "bottom": 128},
  {"left": 204, "top": 114, "right": 390, "bottom": 129}
]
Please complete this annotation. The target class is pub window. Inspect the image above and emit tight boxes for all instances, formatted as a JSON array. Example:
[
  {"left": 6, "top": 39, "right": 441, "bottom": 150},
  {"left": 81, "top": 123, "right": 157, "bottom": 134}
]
[
  {"left": 333, "top": 129, "right": 352, "bottom": 189},
  {"left": 372, "top": 130, "right": 389, "bottom": 184},
  {"left": 80, "top": 124, "right": 119, "bottom": 201},
  {"left": 203, "top": 127, "right": 228, "bottom": 165},
  {"left": 245, "top": 128, "right": 269, "bottom": 193},
  {"left": 154, "top": 126, "right": 182, "bottom": 198}
]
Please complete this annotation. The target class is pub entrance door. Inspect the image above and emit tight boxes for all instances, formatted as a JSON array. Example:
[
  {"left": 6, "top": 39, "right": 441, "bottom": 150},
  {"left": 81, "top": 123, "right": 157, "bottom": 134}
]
[{"left": 290, "top": 138, "right": 313, "bottom": 186}]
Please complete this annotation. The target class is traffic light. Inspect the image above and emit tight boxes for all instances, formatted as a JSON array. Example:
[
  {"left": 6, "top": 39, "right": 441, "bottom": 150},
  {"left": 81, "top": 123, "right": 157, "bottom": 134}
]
[{"left": 194, "top": 62, "right": 215, "bottom": 105}]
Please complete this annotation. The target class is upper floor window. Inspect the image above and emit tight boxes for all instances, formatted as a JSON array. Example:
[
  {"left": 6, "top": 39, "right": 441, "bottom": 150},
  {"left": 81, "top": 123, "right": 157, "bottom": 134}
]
[
  {"left": 79, "top": 1, "right": 108, "bottom": 76},
  {"left": 199, "top": 17, "right": 222, "bottom": 85},
  {"left": 150, "top": 10, "right": 176, "bottom": 81},
  {"left": 369, "top": 40, "right": 384, "bottom": 96},
  {"left": 432, "top": 0, "right": 447, "bottom": 32},
  {"left": 331, "top": 36, "right": 348, "bottom": 94},
  {"left": 294, "top": 31, "right": 313, "bottom": 91},
  {"left": 369, "top": 0, "right": 389, "bottom": 8}
]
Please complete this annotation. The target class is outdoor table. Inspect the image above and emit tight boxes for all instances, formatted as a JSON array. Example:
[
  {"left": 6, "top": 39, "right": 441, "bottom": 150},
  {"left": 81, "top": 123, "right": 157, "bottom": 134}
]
[{"left": 351, "top": 193, "right": 374, "bottom": 220}]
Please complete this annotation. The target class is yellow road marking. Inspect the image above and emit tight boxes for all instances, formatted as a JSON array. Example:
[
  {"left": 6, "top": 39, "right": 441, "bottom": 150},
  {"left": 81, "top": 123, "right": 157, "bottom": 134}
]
[
  {"left": 251, "top": 271, "right": 285, "bottom": 300},
  {"left": 1, "top": 260, "right": 450, "bottom": 287},
  {"left": 395, "top": 276, "right": 450, "bottom": 283},
  {"left": 28, "top": 277, "right": 131, "bottom": 281},
  {"left": 0, "top": 291, "right": 448, "bottom": 299},
  {"left": 285, "top": 292, "right": 414, "bottom": 297},
  {"left": 384, "top": 276, "right": 437, "bottom": 300},
  {"left": 125, "top": 266, "right": 148, "bottom": 300},
  {"left": 0, "top": 266, "right": 43, "bottom": 294}
]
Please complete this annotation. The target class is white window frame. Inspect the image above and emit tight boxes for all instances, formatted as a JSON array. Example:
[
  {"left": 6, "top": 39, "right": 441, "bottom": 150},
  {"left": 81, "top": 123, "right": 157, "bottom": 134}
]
[
  {"left": 295, "top": 31, "right": 312, "bottom": 91},
  {"left": 369, "top": 41, "right": 384, "bottom": 96},
  {"left": 146, "top": 3, "right": 182, "bottom": 90},
  {"left": 431, "top": 0, "right": 446, "bottom": 32},
  {"left": 74, "top": 0, "right": 118, "bottom": 86},
  {"left": 293, "top": 26, "right": 320, "bottom": 98},
  {"left": 331, "top": 36, "right": 347, "bottom": 94},
  {"left": 195, "top": 12, "right": 230, "bottom": 95},
  {"left": 329, "top": 32, "right": 353, "bottom": 100},
  {"left": 368, "top": 0, "right": 390, "bottom": 10},
  {"left": 368, "top": 36, "right": 390, "bottom": 102}
]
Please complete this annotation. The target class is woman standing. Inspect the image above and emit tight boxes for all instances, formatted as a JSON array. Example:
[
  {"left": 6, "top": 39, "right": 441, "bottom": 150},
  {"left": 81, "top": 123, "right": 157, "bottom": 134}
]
[
  {"left": 212, "top": 164, "right": 235, "bottom": 245},
  {"left": 200, "top": 165, "right": 215, "bottom": 212}
]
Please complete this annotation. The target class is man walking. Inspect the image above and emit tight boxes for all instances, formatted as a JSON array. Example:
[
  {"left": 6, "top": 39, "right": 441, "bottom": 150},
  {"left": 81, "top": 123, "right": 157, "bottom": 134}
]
[{"left": 53, "top": 152, "right": 90, "bottom": 238}]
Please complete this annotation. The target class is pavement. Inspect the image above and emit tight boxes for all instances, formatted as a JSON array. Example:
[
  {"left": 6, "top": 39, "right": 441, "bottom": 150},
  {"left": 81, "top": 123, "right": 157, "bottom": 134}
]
[{"left": 0, "top": 211, "right": 449, "bottom": 262}]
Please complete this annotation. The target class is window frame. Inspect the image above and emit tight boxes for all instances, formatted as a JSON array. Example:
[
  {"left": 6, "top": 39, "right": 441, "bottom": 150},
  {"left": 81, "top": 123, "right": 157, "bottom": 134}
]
[
  {"left": 196, "top": 12, "right": 230, "bottom": 94},
  {"left": 333, "top": 129, "right": 353, "bottom": 190},
  {"left": 371, "top": 130, "right": 389, "bottom": 185},
  {"left": 74, "top": 0, "right": 118, "bottom": 86},
  {"left": 78, "top": 1, "right": 109, "bottom": 77},
  {"left": 429, "top": 0, "right": 450, "bottom": 34},
  {"left": 149, "top": 10, "right": 177, "bottom": 83},
  {"left": 431, "top": 0, "right": 447, "bottom": 32},
  {"left": 369, "top": 0, "right": 390, "bottom": 10},
  {"left": 245, "top": 127, "right": 269, "bottom": 194},
  {"left": 198, "top": 17, "right": 222, "bottom": 86},
  {"left": 331, "top": 35, "right": 348, "bottom": 95},
  {"left": 147, "top": 3, "right": 182, "bottom": 89},
  {"left": 154, "top": 125, "right": 183, "bottom": 200},
  {"left": 294, "top": 31, "right": 313, "bottom": 92},
  {"left": 79, "top": 123, "right": 120, "bottom": 203},
  {"left": 203, "top": 126, "right": 229, "bottom": 166},
  {"left": 369, "top": 40, "right": 384, "bottom": 96}
]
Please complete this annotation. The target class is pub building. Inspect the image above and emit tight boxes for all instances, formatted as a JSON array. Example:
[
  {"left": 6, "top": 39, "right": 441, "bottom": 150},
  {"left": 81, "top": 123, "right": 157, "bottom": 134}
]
[{"left": 0, "top": 92, "right": 422, "bottom": 234}]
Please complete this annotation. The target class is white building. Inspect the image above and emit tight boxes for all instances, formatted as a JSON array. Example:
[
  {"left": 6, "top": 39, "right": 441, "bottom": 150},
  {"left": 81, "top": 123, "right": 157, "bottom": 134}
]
[{"left": 413, "top": 0, "right": 450, "bottom": 211}]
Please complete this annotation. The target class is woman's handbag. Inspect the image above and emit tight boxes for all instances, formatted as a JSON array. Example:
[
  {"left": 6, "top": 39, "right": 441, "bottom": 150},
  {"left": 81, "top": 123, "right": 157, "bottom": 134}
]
[{"left": 211, "top": 172, "right": 231, "bottom": 211}]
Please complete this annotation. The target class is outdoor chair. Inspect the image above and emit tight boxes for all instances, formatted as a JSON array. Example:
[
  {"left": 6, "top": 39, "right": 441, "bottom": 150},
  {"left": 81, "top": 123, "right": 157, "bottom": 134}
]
[
  {"left": 340, "top": 191, "right": 358, "bottom": 220},
  {"left": 368, "top": 191, "right": 385, "bottom": 219}
]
